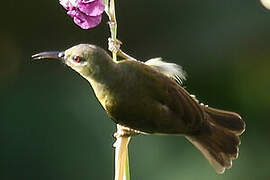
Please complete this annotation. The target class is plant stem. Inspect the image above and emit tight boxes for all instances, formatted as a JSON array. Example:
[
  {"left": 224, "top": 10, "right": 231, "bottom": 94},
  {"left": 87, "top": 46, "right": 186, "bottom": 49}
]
[
  {"left": 113, "top": 125, "right": 131, "bottom": 180},
  {"left": 105, "top": 0, "right": 118, "bottom": 62},
  {"left": 125, "top": 150, "right": 130, "bottom": 180},
  {"left": 104, "top": 1, "right": 131, "bottom": 180}
]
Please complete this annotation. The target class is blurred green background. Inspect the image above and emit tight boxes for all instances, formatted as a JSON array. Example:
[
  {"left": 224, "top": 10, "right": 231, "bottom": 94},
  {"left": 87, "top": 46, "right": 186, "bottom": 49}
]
[{"left": 1, "top": 0, "right": 270, "bottom": 179}]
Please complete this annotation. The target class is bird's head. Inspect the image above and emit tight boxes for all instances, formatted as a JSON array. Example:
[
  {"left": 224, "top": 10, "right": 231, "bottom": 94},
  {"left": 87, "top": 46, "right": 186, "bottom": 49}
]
[{"left": 32, "top": 44, "right": 113, "bottom": 80}]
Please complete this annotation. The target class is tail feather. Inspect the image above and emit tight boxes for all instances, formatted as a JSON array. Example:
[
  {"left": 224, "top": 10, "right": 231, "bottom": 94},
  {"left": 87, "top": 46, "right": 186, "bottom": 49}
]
[
  {"left": 186, "top": 107, "right": 245, "bottom": 174},
  {"left": 204, "top": 107, "right": 245, "bottom": 135}
]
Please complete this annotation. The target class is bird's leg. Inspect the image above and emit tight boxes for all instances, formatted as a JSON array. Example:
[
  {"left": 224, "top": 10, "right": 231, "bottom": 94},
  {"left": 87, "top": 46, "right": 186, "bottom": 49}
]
[{"left": 117, "top": 49, "right": 138, "bottom": 61}]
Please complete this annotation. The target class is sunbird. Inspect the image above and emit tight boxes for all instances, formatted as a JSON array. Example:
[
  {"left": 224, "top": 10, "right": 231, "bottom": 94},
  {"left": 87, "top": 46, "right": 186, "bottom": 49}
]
[{"left": 32, "top": 44, "right": 245, "bottom": 174}]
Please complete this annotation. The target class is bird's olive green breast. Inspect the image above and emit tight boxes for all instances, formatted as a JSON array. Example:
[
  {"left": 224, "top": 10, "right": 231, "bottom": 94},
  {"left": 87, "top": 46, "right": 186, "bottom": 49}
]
[{"left": 89, "top": 60, "right": 204, "bottom": 134}]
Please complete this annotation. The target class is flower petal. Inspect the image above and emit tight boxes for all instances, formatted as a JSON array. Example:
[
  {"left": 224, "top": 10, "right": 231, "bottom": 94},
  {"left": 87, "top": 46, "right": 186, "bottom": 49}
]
[
  {"left": 74, "top": 15, "right": 102, "bottom": 29},
  {"left": 67, "top": 9, "right": 102, "bottom": 29},
  {"left": 78, "top": 0, "right": 105, "bottom": 16},
  {"left": 82, "top": 0, "right": 96, "bottom": 2},
  {"left": 59, "top": 0, "right": 79, "bottom": 10}
]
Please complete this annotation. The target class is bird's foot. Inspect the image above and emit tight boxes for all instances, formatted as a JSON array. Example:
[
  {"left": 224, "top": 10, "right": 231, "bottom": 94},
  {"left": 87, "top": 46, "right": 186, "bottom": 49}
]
[
  {"left": 114, "top": 125, "right": 141, "bottom": 138},
  {"left": 108, "top": 37, "right": 122, "bottom": 54},
  {"left": 108, "top": 37, "right": 138, "bottom": 61}
]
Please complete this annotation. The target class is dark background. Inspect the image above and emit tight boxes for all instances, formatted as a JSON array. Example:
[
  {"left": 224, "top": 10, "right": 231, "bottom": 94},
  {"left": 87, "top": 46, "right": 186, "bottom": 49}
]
[{"left": 1, "top": 0, "right": 270, "bottom": 179}]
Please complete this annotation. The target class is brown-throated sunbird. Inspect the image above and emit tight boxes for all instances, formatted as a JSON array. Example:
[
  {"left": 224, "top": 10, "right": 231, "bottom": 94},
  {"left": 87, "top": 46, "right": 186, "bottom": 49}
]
[{"left": 32, "top": 44, "right": 245, "bottom": 174}]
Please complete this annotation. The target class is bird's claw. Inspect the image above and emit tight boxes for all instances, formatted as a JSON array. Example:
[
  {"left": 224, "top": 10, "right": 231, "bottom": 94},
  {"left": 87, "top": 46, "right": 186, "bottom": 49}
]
[
  {"left": 113, "top": 125, "right": 140, "bottom": 138},
  {"left": 108, "top": 38, "right": 122, "bottom": 54}
]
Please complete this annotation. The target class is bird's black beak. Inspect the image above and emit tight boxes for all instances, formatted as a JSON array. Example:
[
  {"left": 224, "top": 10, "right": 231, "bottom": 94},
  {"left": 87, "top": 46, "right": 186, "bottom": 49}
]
[{"left": 32, "top": 51, "right": 65, "bottom": 61}]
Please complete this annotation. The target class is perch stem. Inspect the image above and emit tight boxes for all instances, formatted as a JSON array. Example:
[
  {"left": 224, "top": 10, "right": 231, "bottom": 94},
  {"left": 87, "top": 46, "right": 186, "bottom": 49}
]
[
  {"left": 104, "top": 0, "right": 137, "bottom": 62},
  {"left": 107, "top": 0, "right": 118, "bottom": 61},
  {"left": 104, "top": 1, "right": 131, "bottom": 180},
  {"left": 113, "top": 125, "right": 131, "bottom": 180}
]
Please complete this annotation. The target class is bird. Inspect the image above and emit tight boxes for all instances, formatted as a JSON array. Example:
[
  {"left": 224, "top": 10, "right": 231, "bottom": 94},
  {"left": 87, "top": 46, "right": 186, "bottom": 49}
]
[{"left": 32, "top": 44, "right": 246, "bottom": 174}]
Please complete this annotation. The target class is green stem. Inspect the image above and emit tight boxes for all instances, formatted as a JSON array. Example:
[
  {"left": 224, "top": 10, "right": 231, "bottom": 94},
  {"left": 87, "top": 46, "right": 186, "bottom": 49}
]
[
  {"left": 109, "top": 0, "right": 118, "bottom": 61},
  {"left": 113, "top": 128, "right": 131, "bottom": 180},
  {"left": 125, "top": 150, "right": 130, "bottom": 180}
]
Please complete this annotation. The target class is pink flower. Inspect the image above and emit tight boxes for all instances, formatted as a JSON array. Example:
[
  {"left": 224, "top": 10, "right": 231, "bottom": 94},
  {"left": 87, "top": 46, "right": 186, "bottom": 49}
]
[{"left": 59, "top": 0, "right": 105, "bottom": 29}]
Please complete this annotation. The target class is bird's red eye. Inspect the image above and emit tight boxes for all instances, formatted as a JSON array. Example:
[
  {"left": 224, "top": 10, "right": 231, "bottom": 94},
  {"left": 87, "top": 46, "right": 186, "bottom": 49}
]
[{"left": 73, "top": 56, "right": 82, "bottom": 63}]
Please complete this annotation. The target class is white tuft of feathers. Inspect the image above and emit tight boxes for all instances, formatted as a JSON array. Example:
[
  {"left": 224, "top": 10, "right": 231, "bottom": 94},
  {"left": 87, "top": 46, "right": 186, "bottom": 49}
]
[{"left": 145, "top": 57, "right": 187, "bottom": 85}]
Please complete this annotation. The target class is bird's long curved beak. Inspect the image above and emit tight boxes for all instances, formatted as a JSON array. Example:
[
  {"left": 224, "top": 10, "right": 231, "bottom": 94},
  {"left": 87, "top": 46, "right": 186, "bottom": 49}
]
[{"left": 31, "top": 51, "right": 65, "bottom": 60}]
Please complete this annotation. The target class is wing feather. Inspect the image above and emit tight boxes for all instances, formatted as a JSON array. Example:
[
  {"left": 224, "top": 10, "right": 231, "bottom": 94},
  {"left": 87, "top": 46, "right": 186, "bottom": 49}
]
[{"left": 145, "top": 57, "right": 187, "bottom": 85}]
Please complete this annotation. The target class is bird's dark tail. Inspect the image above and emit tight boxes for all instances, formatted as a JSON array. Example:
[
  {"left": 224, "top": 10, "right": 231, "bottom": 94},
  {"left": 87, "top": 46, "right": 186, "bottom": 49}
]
[{"left": 186, "top": 106, "right": 245, "bottom": 174}]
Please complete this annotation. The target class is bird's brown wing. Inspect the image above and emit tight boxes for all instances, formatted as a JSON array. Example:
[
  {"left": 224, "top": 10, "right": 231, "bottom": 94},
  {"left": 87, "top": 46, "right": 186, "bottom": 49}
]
[{"left": 105, "top": 60, "right": 204, "bottom": 134}]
